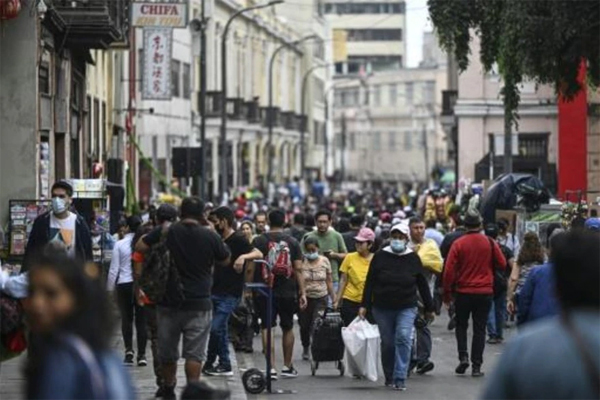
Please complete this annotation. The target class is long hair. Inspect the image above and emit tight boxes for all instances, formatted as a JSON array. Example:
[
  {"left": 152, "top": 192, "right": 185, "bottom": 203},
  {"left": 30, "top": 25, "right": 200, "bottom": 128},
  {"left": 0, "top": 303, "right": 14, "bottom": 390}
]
[{"left": 517, "top": 232, "right": 545, "bottom": 266}]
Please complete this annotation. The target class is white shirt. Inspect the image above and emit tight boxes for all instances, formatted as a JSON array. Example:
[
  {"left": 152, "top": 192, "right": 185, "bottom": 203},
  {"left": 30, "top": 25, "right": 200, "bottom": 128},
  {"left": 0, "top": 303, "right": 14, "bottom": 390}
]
[
  {"left": 49, "top": 212, "right": 77, "bottom": 257},
  {"left": 107, "top": 233, "right": 134, "bottom": 290}
]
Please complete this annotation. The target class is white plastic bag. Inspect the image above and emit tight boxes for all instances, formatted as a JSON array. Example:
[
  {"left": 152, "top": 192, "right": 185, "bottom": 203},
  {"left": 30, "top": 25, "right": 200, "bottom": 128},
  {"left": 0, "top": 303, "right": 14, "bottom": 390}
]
[{"left": 341, "top": 317, "right": 381, "bottom": 382}]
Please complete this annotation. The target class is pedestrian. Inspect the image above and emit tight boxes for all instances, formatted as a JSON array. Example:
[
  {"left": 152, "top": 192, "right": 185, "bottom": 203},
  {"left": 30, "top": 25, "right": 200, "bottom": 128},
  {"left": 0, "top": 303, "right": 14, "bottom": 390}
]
[
  {"left": 132, "top": 204, "right": 178, "bottom": 398},
  {"left": 301, "top": 210, "right": 348, "bottom": 293},
  {"left": 517, "top": 228, "right": 563, "bottom": 325},
  {"left": 298, "top": 237, "right": 335, "bottom": 361},
  {"left": 507, "top": 232, "right": 545, "bottom": 323},
  {"left": 483, "top": 223, "right": 515, "bottom": 344},
  {"left": 252, "top": 209, "right": 307, "bottom": 379},
  {"left": 482, "top": 230, "right": 600, "bottom": 399},
  {"left": 334, "top": 227, "right": 375, "bottom": 326},
  {"left": 240, "top": 221, "right": 255, "bottom": 243},
  {"left": 360, "top": 222, "right": 434, "bottom": 391},
  {"left": 424, "top": 218, "right": 444, "bottom": 248},
  {"left": 156, "top": 197, "right": 231, "bottom": 399},
  {"left": 443, "top": 210, "right": 506, "bottom": 377},
  {"left": 286, "top": 213, "right": 308, "bottom": 242},
  {"left": 439, "top": 216, "right": 467, "bottom": 330},
  {"left": 408, "top": 216, "right": 443, "bottom": 375},
  {"left": 25, "top": 249, "right": 135, "bottom": 399},
  {"left": 341, "top": 214, "right": 365, "bottom": 252},
  {"left": 496, "top": 217, "right": 520, "bottom": 259},
  {"left": 254, "top": 211, "right": 269, "bottom": 235},
  {"left": 204, "top": 207, "right": 263, "bottom": 376},
  {"left": 23, "top": 180, "right": 93, "bottom": 271},
  {"left": 106, "top": 215, "right": 147, "bottom": 366}
]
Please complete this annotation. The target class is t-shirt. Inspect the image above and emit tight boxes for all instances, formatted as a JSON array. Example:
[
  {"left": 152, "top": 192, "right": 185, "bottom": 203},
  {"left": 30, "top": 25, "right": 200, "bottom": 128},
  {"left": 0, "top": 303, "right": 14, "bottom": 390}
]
[
  {"left": 301, "top": 230, "right": 348, "bottom": 282},
  {"left": 252, "top": 232, "right": 302, "bottom": 298},
  {"left": 212, "top": 231, "right": 254, "bottom": 298},
  {"left": 143, "top": 226, "right": 163, "bottom": 247},
  {"left": 339, "top": 252, "right": 372, "bottom": 303},
  {"left": 286, "top": 226, "right": 307, "bottom": 243},
  {"left": 49, "top": 212, "right": 78, "bottom": 257},
  {"left": 342, "top": 229, "right": 360, "bottom": 254},
  {"left": 301, "top": 256, "right": 331, "bottom": 299},
  {"left": 163, "top": 221, "right": 230, "bottom": 310}
]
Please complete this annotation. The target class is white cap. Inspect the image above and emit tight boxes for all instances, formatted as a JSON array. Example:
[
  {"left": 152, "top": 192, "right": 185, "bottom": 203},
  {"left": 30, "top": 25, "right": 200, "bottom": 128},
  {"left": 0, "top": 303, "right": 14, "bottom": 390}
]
[{"left": 391, "top": 222, "right": 409, "bottom": 236}]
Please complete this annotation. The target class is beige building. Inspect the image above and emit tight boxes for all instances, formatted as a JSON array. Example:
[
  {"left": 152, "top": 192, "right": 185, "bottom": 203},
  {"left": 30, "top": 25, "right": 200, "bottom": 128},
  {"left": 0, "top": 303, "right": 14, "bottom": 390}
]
[{"left": 453, "top": 34, "right": 559, "bottom": 192}]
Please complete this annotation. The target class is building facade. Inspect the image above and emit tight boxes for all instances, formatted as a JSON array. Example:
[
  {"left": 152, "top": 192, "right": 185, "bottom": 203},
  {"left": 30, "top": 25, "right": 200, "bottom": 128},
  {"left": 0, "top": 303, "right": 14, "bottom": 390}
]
[{"left": 324, "top": 0, "right": 406, "bottom": 74}]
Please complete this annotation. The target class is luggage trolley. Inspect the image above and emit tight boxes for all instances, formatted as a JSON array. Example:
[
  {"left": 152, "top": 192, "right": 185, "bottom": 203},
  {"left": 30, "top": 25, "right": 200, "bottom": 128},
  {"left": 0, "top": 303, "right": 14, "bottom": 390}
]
[
  {"left": 310, "top": 308, "right": 345, "bottom": 376},
  {"left": 242, "top": 260, "right": 296, "bottom": 395}
]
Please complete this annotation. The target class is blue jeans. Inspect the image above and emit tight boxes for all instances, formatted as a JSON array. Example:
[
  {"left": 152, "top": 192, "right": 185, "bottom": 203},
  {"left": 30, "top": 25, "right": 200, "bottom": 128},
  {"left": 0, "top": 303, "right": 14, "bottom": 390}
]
[
  {"left": 372, "top": 306, "right": 417, "bottom": 385},
  {"left": 206, "top": 295, "right": 240, "bottom": 369},
  {"left": 487, "top": 293, "right": 507, "bottom": 340}
]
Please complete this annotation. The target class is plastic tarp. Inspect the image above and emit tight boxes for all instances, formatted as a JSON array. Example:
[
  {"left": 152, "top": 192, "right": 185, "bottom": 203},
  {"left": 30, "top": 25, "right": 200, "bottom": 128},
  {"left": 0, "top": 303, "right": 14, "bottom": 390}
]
[{"left": 480, "top": 173, "right": 551, "bottom": 223}]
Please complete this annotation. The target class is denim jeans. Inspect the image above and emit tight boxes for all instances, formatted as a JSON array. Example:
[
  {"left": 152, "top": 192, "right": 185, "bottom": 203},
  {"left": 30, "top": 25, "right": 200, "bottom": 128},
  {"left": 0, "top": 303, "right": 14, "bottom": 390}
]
[
  {"left": 206, "top": 294, "right": 240, "bottom": 369},
  {"left": 487, "top": 292, "right": 507, "bottom": 339},
  {"left": 372, "top": 306, "right": 417, "bottom": 385}
]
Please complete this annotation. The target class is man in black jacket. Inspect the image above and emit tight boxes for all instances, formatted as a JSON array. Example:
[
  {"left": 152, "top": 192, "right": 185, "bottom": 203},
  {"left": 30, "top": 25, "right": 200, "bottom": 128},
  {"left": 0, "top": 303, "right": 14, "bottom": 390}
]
[{"left": 23, "top": 180, "right": 93, "bottom": 271}]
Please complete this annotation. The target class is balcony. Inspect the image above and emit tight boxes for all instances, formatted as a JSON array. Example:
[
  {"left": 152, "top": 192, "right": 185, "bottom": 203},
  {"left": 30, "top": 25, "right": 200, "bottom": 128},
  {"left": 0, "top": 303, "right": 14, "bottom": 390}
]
[
  {"left": 245, "top": 98, "right": 261, "bottom": 123},
  {"left": 282, "top": 111, "right": 300, "bottom": 131},
  {"left": 204, "top": 91, "right": 223, "bottom": 117},
  {"left": 260, "top": 107, "right": 281, "bottom": 127},
  {"left": 297, "top": 114, "right": 307, "bottom": 132},
  {"left": 47, "top": 0, "right": 129, "bottom": 49},
  {"left": 226, "top": 98, "right": 244, "bottom": 120}
]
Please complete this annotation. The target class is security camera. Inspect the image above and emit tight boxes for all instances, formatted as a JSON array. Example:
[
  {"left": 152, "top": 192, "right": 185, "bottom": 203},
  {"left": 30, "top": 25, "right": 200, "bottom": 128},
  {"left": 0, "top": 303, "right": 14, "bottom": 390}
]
[{"left": 190, "top": 18, "right": 203, "bottom": 33}]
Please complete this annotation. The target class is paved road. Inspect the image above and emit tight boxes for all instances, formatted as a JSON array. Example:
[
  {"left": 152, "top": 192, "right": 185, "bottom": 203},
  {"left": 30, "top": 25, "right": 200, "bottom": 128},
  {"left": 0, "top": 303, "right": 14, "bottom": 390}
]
[{"left": 237, "top": 313, "right": 513, "bottom": 400}]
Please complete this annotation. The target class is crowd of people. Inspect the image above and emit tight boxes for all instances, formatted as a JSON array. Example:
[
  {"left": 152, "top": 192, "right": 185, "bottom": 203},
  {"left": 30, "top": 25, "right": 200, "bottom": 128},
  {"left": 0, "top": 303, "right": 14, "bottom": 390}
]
[{"left": 1, "top": 178, "right": 599, "bottom": 400}]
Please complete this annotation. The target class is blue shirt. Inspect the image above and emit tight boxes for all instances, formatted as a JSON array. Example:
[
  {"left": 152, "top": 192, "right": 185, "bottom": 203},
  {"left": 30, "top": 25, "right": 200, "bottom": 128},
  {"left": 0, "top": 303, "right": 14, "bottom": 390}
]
[
  {"left": 518, "top": 263, "right": 559, "bottom": 324},
  {"left": 424, "top": 228, "right": 444, "bottom": 248},
  {"left": 482, "top": 311, "right": 600, "bottom": 400}
]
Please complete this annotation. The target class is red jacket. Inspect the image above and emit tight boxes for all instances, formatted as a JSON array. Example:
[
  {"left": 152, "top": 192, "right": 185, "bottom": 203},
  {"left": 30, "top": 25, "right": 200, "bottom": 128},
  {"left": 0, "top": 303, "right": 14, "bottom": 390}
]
[{"left": 443, "top": 231, "right": 507, "bottom": 302}]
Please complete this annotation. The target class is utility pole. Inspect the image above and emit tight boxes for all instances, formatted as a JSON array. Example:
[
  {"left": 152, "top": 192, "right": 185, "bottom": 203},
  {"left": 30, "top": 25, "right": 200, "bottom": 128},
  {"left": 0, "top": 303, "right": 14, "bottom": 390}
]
[
  {"left": 199, "top": 0, "right": 207, "bottom": 199},
  {"left": 422, "top": 123, "right": 430, "bottom": 188},
  {"left": 503, "top": 106, "right": 513, "bottom": 174}
]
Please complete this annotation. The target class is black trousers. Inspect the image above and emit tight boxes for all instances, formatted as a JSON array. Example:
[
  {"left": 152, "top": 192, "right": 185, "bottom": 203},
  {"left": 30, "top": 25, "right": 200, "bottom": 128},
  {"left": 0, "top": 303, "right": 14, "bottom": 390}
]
[
  {"left": 454, "top": 293, "right": 492, "bottom": 366},
  {"left": 298, "top": 296, "right": 328, "bottom": 348},
  {"left": 116, "top": 282, "right": 148, "bottom": 355},
  {"left": 145, "top": 305, "right": 162, "bottom": 386},
  {"left": 340, "top": 299, "right": 362, "bottom": 327}
]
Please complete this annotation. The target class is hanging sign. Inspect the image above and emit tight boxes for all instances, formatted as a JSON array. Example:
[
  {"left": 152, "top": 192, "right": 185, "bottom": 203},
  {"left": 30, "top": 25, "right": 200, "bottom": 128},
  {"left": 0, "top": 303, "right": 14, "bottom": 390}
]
[
  {"left": 142, "top": 27, "right": 173, "bottom": 100},
  {"left": 131, "top": 2, "right": 187, "bottom": 28}
]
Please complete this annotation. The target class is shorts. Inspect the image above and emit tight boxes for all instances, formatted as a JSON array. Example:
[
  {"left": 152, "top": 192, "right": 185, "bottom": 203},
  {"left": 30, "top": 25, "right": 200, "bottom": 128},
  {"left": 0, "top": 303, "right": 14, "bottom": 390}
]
[
  {"left": 157, "top": 307, "right": 212, "bottom": 363},
  {"left": 254, "top": 296, "right": 297, "bottom": 331}
]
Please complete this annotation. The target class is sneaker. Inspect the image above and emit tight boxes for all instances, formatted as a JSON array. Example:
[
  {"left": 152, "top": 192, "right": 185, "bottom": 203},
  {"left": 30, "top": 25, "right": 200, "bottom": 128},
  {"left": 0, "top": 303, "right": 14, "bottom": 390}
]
[
  {"left": 280, "top": 365, "right": 298, "bottom": 378},
  {"left": 268, "top": 368, "right": 278, "bottom": 380},
  {"left": 162, "top": 386, "right": 176, "bottom": 400},
  {"left": 208, "top": 365, "right": 234, "bottom": 377},
  {"left": 455, "top": 359, "right": 470, "bottom": 375},
  {"left": 302, "top": 346, "right": 310, "bottom": 361},
  {"left": 416, "top": 361, "right": 435, "bottom": 375},
  {"left": 447, "top": 316, "right": 456, "bottom": 331},
  {"left": 472, "top": 365, "right": 485, "bottom": 378},
  {"left": 393, "top": 382, "right": 407, "bottom": 391},
  {"left": 154, "top": 386, "right": 165, "bottom": 398},
  {"left": 487, "top": 337, "right": 500, "bottom": 344},
  {"left": 124, "top": 350, "right": 134, "bottom": 365},
  {"left": 137, "top": 355, "right": 148, "bottom": 367},
  {"left": 384, "top": 380, "right": 393, "bottom": 387}
]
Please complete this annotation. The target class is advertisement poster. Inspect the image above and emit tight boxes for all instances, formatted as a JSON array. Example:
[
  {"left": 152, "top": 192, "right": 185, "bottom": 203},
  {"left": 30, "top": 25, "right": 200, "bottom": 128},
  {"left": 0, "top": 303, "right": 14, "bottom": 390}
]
[{"left": 142, "top": 27, "right": 173, "bottom": 100}]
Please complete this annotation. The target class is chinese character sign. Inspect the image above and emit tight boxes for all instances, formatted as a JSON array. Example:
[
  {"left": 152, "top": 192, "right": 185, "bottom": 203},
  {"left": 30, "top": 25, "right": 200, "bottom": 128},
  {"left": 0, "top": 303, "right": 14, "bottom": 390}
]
[{"left": 142, "top": 27, "right": 172, "bottom": 100}]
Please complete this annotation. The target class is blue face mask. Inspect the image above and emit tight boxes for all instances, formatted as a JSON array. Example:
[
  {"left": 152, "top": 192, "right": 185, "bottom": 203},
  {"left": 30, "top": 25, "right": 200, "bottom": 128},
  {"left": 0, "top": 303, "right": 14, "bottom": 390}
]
[
  {"left": 390, "top": 239, "right": 407, "bottom": 254},
  {"left": 304, "top": 252, "right": 319, "bottom": 261}
]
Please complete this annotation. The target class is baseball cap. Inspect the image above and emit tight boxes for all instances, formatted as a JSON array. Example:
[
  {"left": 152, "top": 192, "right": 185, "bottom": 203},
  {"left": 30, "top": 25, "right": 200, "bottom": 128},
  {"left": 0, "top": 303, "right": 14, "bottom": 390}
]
[
  {"left": 354, "top": 227, "right": 375, "bottom": 242},
  {"left": 584, "top": 217, "right": 600, "bottom": 231},
  {"left": 235, "top": 209, "right": 246, "bottom": 219},
  {"left": 391, "top": 222, "right": 409, "bottom": 236},
  {"left": 380, "top": 212, "right": 392, "bottom": 223}
]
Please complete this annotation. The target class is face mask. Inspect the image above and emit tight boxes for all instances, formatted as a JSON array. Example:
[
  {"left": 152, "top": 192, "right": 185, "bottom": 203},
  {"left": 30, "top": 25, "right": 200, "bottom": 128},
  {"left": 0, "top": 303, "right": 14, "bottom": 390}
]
[
  {"left": 390, "top": 239, "right": 407, "bottom": 254},
  {"left": 51, "top": 197, "right": 68, "bottom": 214},
  {"left": 305, "top": 252, "right": 319, "bottom": 261}
]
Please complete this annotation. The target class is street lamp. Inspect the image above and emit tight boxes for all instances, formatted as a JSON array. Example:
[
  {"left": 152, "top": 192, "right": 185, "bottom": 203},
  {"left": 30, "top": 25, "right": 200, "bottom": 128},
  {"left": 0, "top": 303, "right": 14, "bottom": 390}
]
[
  {"left": 220, "top": 0, "right": 282, "bottom": 200},
  {"left": 267, "top": 34, "right": 317, "bottom": 187}
]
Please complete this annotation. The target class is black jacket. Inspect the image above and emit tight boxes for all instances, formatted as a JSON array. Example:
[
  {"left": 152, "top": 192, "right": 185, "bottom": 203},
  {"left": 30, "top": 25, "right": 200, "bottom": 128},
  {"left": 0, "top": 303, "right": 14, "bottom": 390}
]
[{"left": 23, "top": 212, "right": 93, "bottom": 272}]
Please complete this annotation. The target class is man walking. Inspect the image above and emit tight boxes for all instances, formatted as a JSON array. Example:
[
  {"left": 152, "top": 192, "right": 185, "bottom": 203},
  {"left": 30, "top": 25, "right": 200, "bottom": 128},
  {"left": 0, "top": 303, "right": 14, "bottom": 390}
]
[
  {"left": 342, "top": 214, "right": 364, "bottom": 252},
  {"left": 286, "top": 213, "right": 307, "bottom": 242},
  {"left": 302, "top": 210, "right": 347, "bottom": 291},
  {"left": 157, "top": 197, "right": 230, "bottom": 399},
  {"left": 254, "top": 211, "right": 269, "bottom": 235},
  {"left": 205, "top": 206, "right": 263, "bottom": 376},
  {"left": 23, "top": 180, "right": 92, "bottom": 270},
  {"left": 443, "top": 210, "right": 506, "bottom": 377},
  {"left": 409, "top": 216, "right": 443, "bottom": 375},
  {"left": 252, "top": 209, "right": 307, "bottom": 378}
]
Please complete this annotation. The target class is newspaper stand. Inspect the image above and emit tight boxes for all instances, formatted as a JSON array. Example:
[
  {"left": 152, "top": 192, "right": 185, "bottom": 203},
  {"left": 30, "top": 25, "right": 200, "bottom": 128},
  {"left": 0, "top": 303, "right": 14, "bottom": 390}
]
[{"left": 242, "top": 260, "right": 296, "bottom": 395}]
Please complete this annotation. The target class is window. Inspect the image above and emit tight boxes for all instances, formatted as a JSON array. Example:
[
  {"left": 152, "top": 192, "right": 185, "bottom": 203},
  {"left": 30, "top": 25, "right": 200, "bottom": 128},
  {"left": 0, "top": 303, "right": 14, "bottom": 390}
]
[
  {"left": 373, "top": 85, "right": 381, "bottom": 106},
  {"left": 389, "top": 84, "right": 397, "bottom": 106},
  {"left": 39, "top": 63, "right": 50, "bottom": 95},
  {"left": 347, "top": 29, "right": 402, "bottom": 42},
  {"left": 352, "top": 88, "right": 359, "bottom": 105},
  {"left": 423, "top": 80, "right": 435, "bottom": 105},
  {"left": 138, "top": 49, "right": 144, "bottom": 84},
  {"left": 182, "top": 63, "right": 191, "bottom": 99},
  {"left": 404, "top": 131, "right": 412, "bottom": 150},
  {"left": 388, "top": 131, "right": 396, "bottom": 149},
  {"left": 373, "top": 131, "right": 381, "bottom": 150},
  {"left": 171, "top": 60, "right": 181, "bottom": 97},
  {"left": 324, "top": 2, "right": 406, "bottom": 14},
  {"left": 405, "top": 82, "right": 413, "bottom": 104},
  {"left": 348, "top": 55, "right": 403, "bottom": 72},
  {"left": 93, "top": 99, "right": 100, "bottom": 157},
  {"left": 349, "top": 132, "right": 356, "bottom": 150}
]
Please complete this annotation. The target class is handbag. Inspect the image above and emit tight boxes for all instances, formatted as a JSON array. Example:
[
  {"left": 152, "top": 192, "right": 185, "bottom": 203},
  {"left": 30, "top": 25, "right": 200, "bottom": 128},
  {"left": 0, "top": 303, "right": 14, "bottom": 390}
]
[{"left": 487, "top": 238, "right": 507, "bottom": 295}]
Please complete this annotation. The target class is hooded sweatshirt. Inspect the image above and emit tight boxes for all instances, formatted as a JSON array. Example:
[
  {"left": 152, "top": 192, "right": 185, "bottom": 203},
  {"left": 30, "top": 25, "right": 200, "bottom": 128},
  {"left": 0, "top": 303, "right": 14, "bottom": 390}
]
[{"left": 362, "top": 247, "right": 434, "bottom": 312}]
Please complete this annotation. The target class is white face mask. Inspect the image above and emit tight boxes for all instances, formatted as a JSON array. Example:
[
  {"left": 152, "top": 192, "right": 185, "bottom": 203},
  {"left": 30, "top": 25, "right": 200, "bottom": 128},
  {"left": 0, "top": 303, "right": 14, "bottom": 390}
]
[{"left": 51, "top": 197, "right": 68, "bottom": 214}]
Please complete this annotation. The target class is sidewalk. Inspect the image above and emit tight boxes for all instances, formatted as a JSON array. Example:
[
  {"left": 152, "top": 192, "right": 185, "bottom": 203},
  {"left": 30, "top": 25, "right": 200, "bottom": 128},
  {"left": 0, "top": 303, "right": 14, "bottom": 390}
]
[{"left": 0, "top": 334, "right": 247, "bottom": 400}]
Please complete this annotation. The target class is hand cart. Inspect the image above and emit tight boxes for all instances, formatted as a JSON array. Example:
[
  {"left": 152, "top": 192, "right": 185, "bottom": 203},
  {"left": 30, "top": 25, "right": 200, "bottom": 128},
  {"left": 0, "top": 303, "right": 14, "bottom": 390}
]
[{"left": 241, "top": 260, "right": 296, "bottom": 395}]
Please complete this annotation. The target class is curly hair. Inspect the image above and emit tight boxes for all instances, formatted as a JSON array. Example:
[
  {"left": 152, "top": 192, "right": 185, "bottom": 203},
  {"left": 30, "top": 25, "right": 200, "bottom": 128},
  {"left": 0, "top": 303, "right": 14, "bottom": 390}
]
[{"left": 517, "top": 232, "right": 545, "bottom": 266}]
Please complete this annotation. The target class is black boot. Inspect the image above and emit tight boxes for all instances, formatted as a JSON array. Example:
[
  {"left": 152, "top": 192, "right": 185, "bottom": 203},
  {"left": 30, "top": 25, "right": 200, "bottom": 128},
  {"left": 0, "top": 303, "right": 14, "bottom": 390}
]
[
  {"left": 472, "top": 365, "right": 484, "bottom": 377},
  {"left": 455, "top": 357, "right": 470, "bottom": 375}
]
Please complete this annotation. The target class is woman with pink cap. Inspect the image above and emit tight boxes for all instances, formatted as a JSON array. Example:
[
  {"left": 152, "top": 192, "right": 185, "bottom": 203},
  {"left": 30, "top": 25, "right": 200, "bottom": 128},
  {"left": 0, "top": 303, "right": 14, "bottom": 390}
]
[{"left": 334, "top": 227, "right": 376, "bottom": 326}]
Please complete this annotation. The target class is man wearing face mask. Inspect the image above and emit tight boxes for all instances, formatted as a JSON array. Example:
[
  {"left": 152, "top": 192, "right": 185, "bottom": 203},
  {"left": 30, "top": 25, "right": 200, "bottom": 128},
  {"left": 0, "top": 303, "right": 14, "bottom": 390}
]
[{"left": 23, "top": 180, "right": 93, "bottom": 271}]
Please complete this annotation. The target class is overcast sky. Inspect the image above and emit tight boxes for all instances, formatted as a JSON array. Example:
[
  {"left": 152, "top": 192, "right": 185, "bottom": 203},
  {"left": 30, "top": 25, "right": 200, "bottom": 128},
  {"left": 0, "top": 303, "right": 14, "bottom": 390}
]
[{"left": 406, "top": 0, "right": 432, "bottom": 67}]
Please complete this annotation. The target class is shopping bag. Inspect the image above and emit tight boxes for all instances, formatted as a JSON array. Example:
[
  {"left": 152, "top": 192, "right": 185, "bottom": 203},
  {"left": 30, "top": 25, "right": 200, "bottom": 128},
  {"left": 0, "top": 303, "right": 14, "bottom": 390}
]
[{"left": 341, "top": 317, "right": 381, "bottom": 382}]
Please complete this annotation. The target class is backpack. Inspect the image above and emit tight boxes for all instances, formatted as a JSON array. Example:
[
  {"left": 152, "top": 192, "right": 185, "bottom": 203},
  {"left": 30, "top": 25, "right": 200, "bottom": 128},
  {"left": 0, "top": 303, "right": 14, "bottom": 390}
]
[
  {"left": 139, "top": 229, "right": 184, "bottom": 304},
  {"left": 264, "top": 238, "right": 293, "bottom": 280}
]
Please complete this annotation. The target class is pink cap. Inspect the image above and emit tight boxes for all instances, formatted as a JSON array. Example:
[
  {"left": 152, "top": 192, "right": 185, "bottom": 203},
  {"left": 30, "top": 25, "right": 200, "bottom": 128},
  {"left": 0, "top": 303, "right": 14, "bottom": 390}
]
[{"left": 354, "top": 227, "right": 375, "bottom": 242}]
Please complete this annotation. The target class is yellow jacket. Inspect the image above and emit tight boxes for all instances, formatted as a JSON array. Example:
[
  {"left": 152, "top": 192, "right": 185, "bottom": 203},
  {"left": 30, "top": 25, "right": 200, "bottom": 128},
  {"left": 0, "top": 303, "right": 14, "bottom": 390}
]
[{"left": 415, "top": 239, "right": 443, "bottom": 274}]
